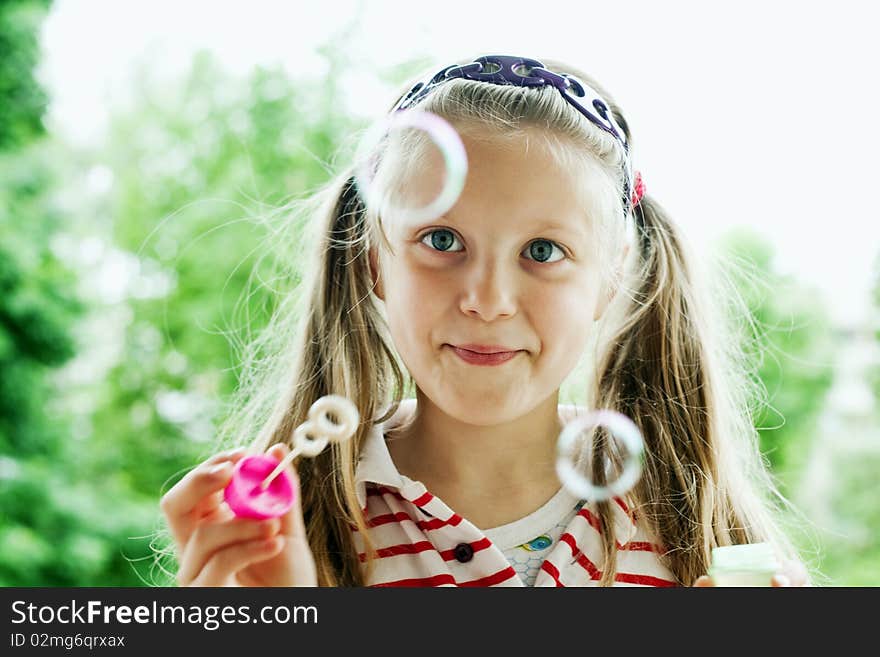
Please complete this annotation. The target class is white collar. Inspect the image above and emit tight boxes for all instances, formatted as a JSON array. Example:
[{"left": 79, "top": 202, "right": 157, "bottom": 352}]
[{"left": 354, "top": 398, "right": 417, "bottom": 510}]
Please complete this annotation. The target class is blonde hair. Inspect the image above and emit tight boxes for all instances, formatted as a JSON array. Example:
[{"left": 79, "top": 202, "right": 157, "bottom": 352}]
[{"left": 211, "top": 55, "right": 803, "bottom": 586}]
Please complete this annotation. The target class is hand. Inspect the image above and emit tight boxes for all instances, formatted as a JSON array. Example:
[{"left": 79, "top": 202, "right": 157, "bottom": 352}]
[
  {"left": 160, "top": 443, "right": 318, "bottom": 586},
  {"left": 693, "top": 559, "right": 810, "bottom": 587}
]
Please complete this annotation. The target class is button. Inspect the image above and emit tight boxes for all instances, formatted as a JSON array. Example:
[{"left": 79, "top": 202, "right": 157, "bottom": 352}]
[{"left": 453, "top": 543, "right": 474, "bottom": 563}]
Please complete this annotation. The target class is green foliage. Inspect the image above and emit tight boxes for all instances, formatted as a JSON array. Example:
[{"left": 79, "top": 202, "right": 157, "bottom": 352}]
[
  {"left": 0, "top": 0, "right": 52, "bottom": 151},
  {"left": 0, "top": 205, "right": 80, "bottom": 460},
  {"left": 79, "top": 51, "right": 358, "bottom": 501},
  {"left": 718, "top": 229, "right": 835, "bottom": 481},
  {"left": 0, "top": 28, "right": 430, "bottom": 586},
  {"left": 0, "top": 459, "right": 157, "bottom": 586},
  {"left": 871, "top": 250, "right": 880, "bottom": 399},
  {"left": 20, "top": 48, "right": 363, "bottom": 585},
  {"left": 815, "top": 448, "right": 880, "bottom": 585},
  {"left": 716, "top": 231, "right": 880, "bottom": 585},
  {"left": 0, "top": 0, "right": 121, "bottom": 586}
]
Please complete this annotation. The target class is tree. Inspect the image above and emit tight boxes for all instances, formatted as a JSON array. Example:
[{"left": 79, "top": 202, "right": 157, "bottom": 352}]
[
  {"left": 717, "top": 229, "right": 835, "bottom": 481},
  {"left": 0, "top": 0, "right": 51, "bottom": 151},
  {"left": 40, "top": 48, "right": 365, "bottom": 585},
  {"left": 0, "top": 0, "right": 116, "bottom": 585},
  {"left": 1, "top": 3, "right": 417, "bottom": 583}
]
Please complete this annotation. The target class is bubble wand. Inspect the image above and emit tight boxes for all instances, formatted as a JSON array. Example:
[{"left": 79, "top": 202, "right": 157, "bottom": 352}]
[{"left": 223, "top": 395, "right": 360, "bottom": 520}]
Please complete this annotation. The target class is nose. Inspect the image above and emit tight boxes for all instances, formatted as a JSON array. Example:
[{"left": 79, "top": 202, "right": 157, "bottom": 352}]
[{"left": 459, "top": 259, "right": 518, "bottom": 322}]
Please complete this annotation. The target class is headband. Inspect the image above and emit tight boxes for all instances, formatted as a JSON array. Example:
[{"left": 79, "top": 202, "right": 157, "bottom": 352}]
[{"left": 392, "top": 55, "right": 644, "bottom": 213}]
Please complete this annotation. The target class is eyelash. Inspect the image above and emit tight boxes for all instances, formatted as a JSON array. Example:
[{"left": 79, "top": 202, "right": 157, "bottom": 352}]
[{"left": 418, "top": 228, "right": 567, "bottom": 264}]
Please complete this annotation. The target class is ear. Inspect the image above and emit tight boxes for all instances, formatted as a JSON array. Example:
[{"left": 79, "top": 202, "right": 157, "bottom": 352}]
[
  {"left": 593, "top": 242, "right": 630, "bottom": 321},
  {"left": 368, "top": 245, "right": 385, "bottom": 301}
]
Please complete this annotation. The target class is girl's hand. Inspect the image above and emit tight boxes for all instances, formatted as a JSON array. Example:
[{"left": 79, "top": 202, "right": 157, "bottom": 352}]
[
  {"left": 693, "top": 559, "right": 810, "bottom": 587},
  {"left": 160, "top": 443, "right": 318, "bottom": 587}
]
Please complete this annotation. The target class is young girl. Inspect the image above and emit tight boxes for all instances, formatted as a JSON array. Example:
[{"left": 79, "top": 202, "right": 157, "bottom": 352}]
[{"left": 160, "top": 54, "right": 810, "bottom": 587}]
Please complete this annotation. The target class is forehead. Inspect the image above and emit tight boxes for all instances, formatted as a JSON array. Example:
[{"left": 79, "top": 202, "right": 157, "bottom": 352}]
[{"left": 388, "top": 127, "right": 613, "bottom": 236}]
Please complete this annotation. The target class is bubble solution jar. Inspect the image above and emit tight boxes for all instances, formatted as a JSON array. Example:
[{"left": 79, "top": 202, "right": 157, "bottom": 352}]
[{"left": 708, "top": 543, "right": 780, "bottom": 587}]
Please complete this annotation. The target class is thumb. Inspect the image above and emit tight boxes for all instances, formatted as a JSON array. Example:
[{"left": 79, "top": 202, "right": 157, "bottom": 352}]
[{"left": 266, "top": 443, "right": 308, "bottom": 539}]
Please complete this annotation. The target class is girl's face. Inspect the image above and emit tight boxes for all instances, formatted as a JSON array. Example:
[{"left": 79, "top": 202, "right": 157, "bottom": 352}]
[{"left": 372, "top": 130, "right": 614, "bottom": 425}]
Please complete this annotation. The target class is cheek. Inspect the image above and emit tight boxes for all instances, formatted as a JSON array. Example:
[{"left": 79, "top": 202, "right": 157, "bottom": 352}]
[
  {"left": 528, "top": 279, "right": 598, "bottom": 347},
  {"left": 384, "top": 256, "right": 441, "bottom": 308},
  {"left": 380, "top": 256, "right": 449, "bottom": 342}
]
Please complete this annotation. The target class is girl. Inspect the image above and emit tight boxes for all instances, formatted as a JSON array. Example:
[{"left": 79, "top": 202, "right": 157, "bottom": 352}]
[{"left": 160, "top": 54, "right": 810, "bottom": 587}]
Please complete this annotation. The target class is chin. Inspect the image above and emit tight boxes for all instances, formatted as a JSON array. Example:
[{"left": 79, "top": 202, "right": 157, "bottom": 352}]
[{"left": 437, "top": 392, "right": 523, "bottom": 426}]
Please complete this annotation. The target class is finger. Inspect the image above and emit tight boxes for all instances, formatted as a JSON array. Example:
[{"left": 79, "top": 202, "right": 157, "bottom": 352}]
[
  {"left": 693, "top": 575, "right": 715, "bottom": 587},
  {"left": 203, "top": 447, "right": 250, "bottom": 467},
  {"left": 162, "top": 448, "right": 248, "bottom": 519},
  {"left": 266, "top": 443, "right": 307, "bottom": 539},
  {"left": 176, "top": 517, "right": 280, "bottom": 586},
  {"left": 191, "top": 536, "right": 286, "bottom": 586},
  {"left": 771, "top": 573, "right": 791, "bottom": 587},
  {"left": 193, "top": 491, "right": 232, "bottom": 522},
  {"left": 160, "top": 448, "right": 248, "bottom": 545}
]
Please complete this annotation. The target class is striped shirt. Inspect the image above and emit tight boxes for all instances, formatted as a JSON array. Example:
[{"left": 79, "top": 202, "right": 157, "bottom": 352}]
[{"left": 353, "top": 399, "right": 678, "bottom": 587}]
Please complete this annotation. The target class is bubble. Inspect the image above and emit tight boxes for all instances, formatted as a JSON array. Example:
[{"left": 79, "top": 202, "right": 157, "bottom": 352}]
[
  {"left": 353, "top": 110, "right": 468, "bottom": 224},
  {"left": 555, "top": 410, "right": 645, "bottom": 501}
]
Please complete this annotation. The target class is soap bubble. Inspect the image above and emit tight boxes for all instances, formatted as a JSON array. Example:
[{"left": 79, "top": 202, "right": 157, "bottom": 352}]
[
  {"left": 353, "top": 110, "right": 467, "bottom": 224},
  {"left": 555, "top": 410, "right": 645, "bottom": 501}
]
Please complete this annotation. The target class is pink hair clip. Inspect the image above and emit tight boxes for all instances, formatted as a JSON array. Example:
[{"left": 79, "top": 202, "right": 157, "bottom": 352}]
[{"left": 631, "top": 170, "right": 645, "bottom": 208}]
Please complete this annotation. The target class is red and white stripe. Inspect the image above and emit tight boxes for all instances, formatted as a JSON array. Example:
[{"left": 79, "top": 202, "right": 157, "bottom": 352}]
[{"left": 353, "top": 482, "right": 677, "bottom": 588}]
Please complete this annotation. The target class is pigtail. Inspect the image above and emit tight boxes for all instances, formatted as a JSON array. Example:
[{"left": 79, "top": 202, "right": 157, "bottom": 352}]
[
  {"left": 591, "top": 192, "right": 794, "bottom": 586},
  {"left": 253, "top": 174, "right": 406, "bottom": 586},
  {"left": 593, "top": 194, "right": 714, "bottom": 586}
]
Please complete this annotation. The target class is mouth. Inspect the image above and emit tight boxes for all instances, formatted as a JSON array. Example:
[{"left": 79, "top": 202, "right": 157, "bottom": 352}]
[{"left": 445, "top": 344, "right": 523, "bottom": 366}]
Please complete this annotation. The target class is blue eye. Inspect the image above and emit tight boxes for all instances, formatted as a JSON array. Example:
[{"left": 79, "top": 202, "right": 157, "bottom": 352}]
[
  {"left": 421, "top": 229, "right": 463, "bottom": 252},
  {"left": 420, "top": 230, "right": 565, "bottom": 263},
  {"left": 525, "top": 239, "right": 564, "bottom": 263}
]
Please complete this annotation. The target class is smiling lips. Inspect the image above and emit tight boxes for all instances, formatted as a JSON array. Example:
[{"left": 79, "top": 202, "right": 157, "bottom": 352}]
[{"left": 448, "top": 344, "right": 522, "bottom": 366}]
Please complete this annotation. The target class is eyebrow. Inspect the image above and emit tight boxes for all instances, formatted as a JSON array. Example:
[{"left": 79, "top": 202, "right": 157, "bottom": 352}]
[
  {"left": 430, "top": 215, "right": 585, "bottom": 236},
  {"left": 530, "top": 220, "right": 583, "bottom": 234}
]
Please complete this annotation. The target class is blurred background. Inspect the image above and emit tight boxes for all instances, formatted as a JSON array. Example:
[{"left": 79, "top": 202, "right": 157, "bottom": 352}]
[{"left": 0, "top": 0, "right": 877, "bottom": 586}]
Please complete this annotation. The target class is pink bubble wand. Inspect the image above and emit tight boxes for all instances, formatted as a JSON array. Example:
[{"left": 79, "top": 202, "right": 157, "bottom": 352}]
[{"left": 223, "top": 395, "right": 360, "bottom": 520}]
